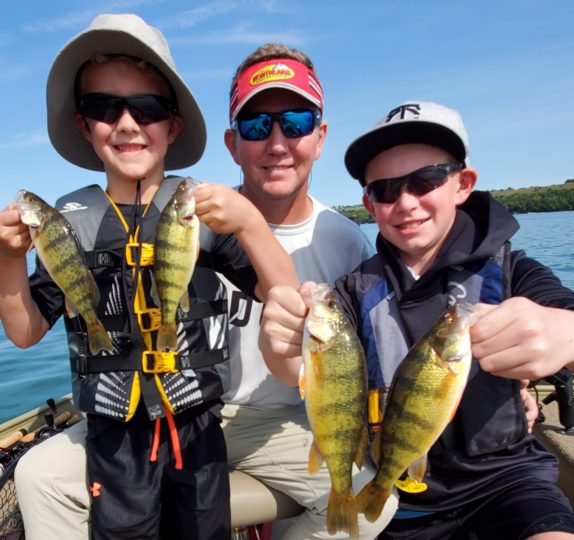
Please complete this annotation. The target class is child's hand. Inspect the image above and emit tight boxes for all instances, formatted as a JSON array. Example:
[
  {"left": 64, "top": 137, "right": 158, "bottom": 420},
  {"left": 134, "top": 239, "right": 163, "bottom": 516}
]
[
  {"left": 0, "top": 204, "right": 32, "bottom": 260},
  {"left": 193, "top": 183, "right": 256, "bottom": 235},
  {"left": 470, "top": 297, "right": 574, "bottom": 380}
]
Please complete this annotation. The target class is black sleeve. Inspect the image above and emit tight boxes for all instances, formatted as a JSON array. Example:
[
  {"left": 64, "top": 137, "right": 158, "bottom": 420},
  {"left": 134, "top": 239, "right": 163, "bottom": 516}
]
[
  {"left": 211, "top": 232, "right": 259, "bottom": 300},
  {"left": 511, "top": 250, "right": 574, "bottom": 310},
  {"left": 28, "top": 256, "right": 65, "bottom": 328},
  {"left": 333, "top": 273, "right": 361, "bottom": 332}
]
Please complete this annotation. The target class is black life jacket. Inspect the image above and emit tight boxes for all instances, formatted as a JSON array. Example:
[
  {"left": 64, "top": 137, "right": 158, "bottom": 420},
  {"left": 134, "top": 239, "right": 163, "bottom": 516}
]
[{"left": 57, "top": 177, "right": 229, "bottom": 422}]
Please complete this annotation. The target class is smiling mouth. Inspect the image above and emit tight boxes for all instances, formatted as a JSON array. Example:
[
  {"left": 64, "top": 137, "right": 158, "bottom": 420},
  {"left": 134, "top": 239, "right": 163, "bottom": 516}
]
[
  {"left": 115, "top": 144, "right": 146, "bottom": 152},
  {"left": 397, "top": 219, "right": 428, "bottom": 230},
  {"left": 264, "top": 164, "right": 291, "bottom": 172}
]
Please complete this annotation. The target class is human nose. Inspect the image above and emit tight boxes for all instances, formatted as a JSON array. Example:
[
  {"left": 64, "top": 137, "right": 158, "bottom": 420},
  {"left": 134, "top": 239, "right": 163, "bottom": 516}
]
[
  {"left": 393, "top": 187, "right": 420, "bottom": 210},
  {"left": 115, "top": 108, "right": 140, "bottom": 131},
  {"left": 265, "top": 121, "right": 288, "bottom": 154}
]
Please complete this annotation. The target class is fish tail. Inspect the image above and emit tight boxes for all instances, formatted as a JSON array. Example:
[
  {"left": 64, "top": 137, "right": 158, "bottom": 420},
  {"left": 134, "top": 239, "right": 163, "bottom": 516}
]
[
  {"left": 327, "top": 489, "right": 359, "bottom": 539},
  {"left": 356, "top": 481, "right": 390, "bottom": 523},
  {"left": 156, "top": 323, "right": 177, "bottom": 352},
  {"left": 86, "top": 322, "right": 114, "bottom": 355}
]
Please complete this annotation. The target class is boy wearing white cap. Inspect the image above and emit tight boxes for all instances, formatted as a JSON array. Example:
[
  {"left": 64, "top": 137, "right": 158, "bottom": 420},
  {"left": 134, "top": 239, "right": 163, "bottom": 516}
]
[
  {"left": 260, "top": 101, "right": 574, "bottom": 539},
  {"left": 0, "top": 14, "right": 297, "bottom": 539}
]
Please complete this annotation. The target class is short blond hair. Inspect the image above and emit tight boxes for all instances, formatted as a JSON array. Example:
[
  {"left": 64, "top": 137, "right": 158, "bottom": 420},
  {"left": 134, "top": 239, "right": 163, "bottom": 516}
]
[{"left": 231, "top": 43, "right": 315, "bottom": 96}]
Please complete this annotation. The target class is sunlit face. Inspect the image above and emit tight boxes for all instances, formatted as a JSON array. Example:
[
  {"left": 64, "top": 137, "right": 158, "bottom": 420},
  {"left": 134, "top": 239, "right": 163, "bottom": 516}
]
[
  {"left": 75, "top": 59, "right": 182, "bottom": 196},
  {"left": 224, "top": 88, "right": 327, "bottom": 209},
  {"left": 363, "top": 144, "right": 476, "bottom": 274}
]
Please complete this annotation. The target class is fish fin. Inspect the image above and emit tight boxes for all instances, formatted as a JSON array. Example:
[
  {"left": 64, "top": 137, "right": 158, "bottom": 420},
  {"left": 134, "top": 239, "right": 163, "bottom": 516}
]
[
  {"left": 312, "top": 351, "right": 324, "bottom": 379},
  {"left": 86, "top": 322, "right": 114, "bottom": 355},
  {"left": 407, "top": 454, "right": 428, "bottom": 483},
  {"left": 356, "top": 481, "right": 389, "bottom": 523},
  {"left": 179, "top": 292, "right": 190, "bottom": 313},
  {"left": 64, "top": 298, "right": 79, "bottom": 318},
  {"left": 395, "top": 476, "right": 428, "bottom": 493},
  {"left": 307, "top": 440, "right": 324, "bottom": 474},
  {"left": 156, "top": 323, "right": 177, "bottom": 352},
  {"left": 327, "top": 489, "right": 359, "bottom": 539},
  {"left": 298, "top": 363, "right": 305, "bottom": 399},
  {"left": 354, "top": 425, "right": 369, "bottom": 470}
]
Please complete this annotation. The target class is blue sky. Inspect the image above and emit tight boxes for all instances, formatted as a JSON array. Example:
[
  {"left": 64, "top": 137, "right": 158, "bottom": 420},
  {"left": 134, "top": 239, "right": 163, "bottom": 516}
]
[{"left": 1, "top": 0, "right": 573, "bottom": 209}]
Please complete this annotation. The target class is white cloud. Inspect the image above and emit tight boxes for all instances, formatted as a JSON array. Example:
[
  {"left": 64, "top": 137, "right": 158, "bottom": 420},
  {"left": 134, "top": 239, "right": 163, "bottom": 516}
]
[
  {"left": 22, "top": 0, "right": 162, "bottom": 33},
  {"left": 0, "top": 131, "right": 50, "bottom": 149},
  {"left": 170, "top": 22, "right": 306, "bottom": 46}
]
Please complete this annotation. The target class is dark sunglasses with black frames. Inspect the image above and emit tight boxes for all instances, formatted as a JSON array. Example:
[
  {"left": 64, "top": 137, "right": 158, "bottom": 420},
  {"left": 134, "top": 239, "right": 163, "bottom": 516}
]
[
  {"left": 232, "top": 109, "right": 322, "bottom": 141},
  {"left": 364, "top": 162, "right": 465, "bottom": 204},
  {"left": 77, "top": 93, "right": 178, "bottom": 125}
]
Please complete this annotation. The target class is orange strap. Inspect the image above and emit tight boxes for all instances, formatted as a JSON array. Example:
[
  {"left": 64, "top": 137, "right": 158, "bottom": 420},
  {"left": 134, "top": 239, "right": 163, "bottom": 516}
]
[
  {"left": 150, "top": 418, "right": 161, "bottom": 463},
  {"left": 148, "top": 410, "right": 183, "bottom": 470},
  {"left": 165, "top": 409, "right": 183, "bottom": 470}
]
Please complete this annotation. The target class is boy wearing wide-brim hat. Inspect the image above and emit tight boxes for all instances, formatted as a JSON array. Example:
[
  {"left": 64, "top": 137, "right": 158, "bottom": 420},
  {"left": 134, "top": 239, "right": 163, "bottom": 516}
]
[
  {"left": 260, "top": 100, "right": 574, "bottom": 539},
  {"left": 1, "top": 13, "right": 297, "bottom": 540}
]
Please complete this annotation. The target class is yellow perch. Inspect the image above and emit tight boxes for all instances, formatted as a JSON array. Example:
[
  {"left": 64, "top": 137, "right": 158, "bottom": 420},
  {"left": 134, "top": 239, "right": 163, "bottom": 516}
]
[
  {"left": 153, "top": 178, "right": 200, "bottom": 352},
  {"left": 15, "top": 190, "right": 113, "bottom": 355},
  {"left": 302, "top": 283, "right": 368, "bottom": 539},
  {"left": 357, "top": 300, "right": 475, "bottom": 522}
]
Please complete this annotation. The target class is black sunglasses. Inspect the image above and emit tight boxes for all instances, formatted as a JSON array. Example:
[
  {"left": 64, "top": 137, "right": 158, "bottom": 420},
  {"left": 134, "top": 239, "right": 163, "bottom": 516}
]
[
  {"left": 77, "top": 93, "right": 177, "bottom": 125},
  {"left": 364, "top": 162, "right": 464, "bottom": 204},
  {"left": 232, "top": 109, "right": 322, "bottom": 141}
]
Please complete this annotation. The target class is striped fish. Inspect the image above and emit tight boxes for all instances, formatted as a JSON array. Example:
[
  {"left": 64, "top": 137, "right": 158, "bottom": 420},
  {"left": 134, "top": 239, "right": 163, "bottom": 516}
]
[
  {"left": 15, "top": 190, "right": 113, "bottom": 355},
  {"left": 357, "top": 300, "right": 475, "bottom": 522},
  {"left": 301, "top": 283, "right": 368, "bottom": 539},
  {"left": 154, "top": 178, "right": 200, "bottom": 352}
]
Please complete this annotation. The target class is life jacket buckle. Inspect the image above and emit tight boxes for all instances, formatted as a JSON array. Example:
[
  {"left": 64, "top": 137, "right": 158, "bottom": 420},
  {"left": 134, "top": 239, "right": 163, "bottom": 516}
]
[
  {"left": 136, "top": 308, "right": 161, "bottom": 332},
  {"left": 125, "top": 242, "right": 155, "bottom": 267},
  {"left": 142, "top": 351, "right": 178, "bottom": 373}
]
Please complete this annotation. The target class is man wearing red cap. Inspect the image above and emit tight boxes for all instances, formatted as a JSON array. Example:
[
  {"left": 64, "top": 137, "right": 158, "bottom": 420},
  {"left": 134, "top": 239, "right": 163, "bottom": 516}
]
[{"left": 220, "top": 43, "right": 398, "bottom": 539}]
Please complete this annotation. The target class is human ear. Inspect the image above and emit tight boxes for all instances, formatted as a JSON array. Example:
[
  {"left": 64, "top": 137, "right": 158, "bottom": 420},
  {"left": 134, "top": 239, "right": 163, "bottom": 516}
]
[
  {"left": 74, "top": 113, "right": 92, "bottom": 142},
  {"left": 167, "top": 115, "right": 184, "bottom": 144},
  {"left": 455, "top": 167, "right": 478, "bottom": 205},
  {"left": 313, "top": 121, "right": 328, "bottom": 161},
  {"left": 224, "top": 129, "right": 241, "bottom": 165},
  {"left": 362, "top": 192, "right": 376, "bottom": 218}
]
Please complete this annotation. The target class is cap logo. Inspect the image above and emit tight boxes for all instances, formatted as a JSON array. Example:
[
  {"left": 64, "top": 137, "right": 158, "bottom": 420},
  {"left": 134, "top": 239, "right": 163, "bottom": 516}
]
[
  {"left": 386, "top": 103, "right": 421, "bottom": 123},
  {"left": 249, "top": 63, "right": 295, "bottom": 86}
]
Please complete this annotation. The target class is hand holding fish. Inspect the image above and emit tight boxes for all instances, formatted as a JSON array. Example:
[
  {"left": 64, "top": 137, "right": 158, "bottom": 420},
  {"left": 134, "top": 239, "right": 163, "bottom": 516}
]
[
  {"left": 259, "top": 283, "right": 314, "bottom": 387},
  {"left": 194, "top": 181, "right": 299, "bottom": 301},
  {"left": 0, "top": 204, "right": 32, "bottom": 259},
  {"left": 470, "top": 297, "right": 574, "bottom": 379},
  {"left": 194, "top": 182, "right": 259, "bottom": 235}
]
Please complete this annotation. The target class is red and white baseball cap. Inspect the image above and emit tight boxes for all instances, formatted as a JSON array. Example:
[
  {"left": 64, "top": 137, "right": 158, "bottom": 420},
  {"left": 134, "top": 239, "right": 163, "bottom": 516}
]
[{"left": 229, "top": 58, "right": 323, "bottom": 123}]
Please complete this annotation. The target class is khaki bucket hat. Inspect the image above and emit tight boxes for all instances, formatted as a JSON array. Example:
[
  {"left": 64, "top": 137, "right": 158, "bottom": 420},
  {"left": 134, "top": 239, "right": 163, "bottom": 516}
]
[{"left": 47, "top": 13, "right": 206, "bottom": 171}]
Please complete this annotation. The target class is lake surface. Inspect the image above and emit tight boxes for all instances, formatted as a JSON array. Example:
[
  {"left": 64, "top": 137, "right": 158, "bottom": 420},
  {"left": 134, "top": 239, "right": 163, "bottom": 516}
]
[{"left": 0, "top": 211, "right": 572, "bottom": 423}]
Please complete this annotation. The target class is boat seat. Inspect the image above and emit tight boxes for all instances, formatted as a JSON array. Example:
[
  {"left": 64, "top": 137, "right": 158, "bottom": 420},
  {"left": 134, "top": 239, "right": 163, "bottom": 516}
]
[{"left": 229, "top": 469, "right": 304, "bottom": 528}]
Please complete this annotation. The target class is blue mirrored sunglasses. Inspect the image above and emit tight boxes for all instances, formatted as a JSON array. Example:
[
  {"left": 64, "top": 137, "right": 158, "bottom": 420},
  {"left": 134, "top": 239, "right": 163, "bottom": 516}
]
[
  {"left": 232, "top": 109, "right": 322, "bottom": 141},
  {"left": 364, "top": 162, "right": 464, "bottom": 204}
]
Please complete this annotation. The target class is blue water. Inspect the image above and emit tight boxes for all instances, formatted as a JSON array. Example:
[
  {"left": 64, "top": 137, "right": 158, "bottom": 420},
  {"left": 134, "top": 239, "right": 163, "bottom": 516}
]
[{"left": 0, "top": 211, "right": 572, "bottom": 423}]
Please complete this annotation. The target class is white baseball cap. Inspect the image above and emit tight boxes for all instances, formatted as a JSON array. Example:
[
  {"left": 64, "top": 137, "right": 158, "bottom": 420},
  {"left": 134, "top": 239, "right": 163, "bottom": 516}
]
[{"left": 345, "top": 101, "right": 470, "bottom": 182}]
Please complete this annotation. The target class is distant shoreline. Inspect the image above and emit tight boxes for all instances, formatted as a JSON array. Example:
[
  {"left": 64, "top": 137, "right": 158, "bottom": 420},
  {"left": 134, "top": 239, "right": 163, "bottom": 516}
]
[{"left": 335, "top": 182, "right": 574, "bottom": 224}]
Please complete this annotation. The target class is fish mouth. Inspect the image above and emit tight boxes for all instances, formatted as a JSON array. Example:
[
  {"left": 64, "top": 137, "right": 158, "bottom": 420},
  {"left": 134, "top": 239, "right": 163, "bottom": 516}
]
[{"left": 13, "top": 189, "right": 27, "bottom": 209}]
